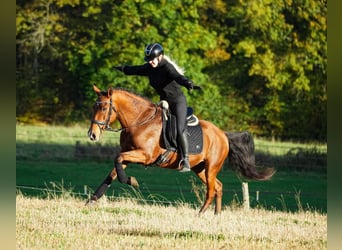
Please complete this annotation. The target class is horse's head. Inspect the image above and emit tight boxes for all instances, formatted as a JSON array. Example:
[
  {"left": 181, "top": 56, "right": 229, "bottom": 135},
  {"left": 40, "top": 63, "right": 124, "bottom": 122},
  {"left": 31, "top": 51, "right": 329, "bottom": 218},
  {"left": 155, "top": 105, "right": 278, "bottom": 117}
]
[{"left": 88, "top": 85, "right": 118, "bottom": 141}]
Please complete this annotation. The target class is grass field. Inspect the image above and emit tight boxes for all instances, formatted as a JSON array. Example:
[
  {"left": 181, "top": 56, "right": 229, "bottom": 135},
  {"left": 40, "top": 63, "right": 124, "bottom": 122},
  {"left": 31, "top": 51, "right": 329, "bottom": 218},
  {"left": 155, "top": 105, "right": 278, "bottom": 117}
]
[
  {"left": 16, "top": 124, "right": 327, "bottom": 249},
  {"left": 16, "top": 194, "right": 327, "bottom": 249}
]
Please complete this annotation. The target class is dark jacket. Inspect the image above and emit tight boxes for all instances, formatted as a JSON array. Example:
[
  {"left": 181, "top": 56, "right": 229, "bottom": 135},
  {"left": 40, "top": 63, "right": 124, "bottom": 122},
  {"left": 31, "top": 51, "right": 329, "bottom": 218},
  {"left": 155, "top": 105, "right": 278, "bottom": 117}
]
[{"left": 122, "top": 58, "right": 193, "bottom": 100}]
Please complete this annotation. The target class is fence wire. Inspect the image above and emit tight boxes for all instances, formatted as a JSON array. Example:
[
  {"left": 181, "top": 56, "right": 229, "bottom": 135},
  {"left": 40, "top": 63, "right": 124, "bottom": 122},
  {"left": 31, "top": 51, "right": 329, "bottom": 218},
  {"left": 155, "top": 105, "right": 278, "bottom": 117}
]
[{"left": 16, "top": 185, "right": 187, "bottom": 206}]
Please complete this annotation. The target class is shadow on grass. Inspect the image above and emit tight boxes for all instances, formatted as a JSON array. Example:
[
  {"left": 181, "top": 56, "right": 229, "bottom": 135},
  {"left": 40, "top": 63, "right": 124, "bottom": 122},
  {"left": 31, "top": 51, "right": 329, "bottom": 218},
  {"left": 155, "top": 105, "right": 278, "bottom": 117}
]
[{"left": 17, "top": 141, "right": 327, "bottom": 172}]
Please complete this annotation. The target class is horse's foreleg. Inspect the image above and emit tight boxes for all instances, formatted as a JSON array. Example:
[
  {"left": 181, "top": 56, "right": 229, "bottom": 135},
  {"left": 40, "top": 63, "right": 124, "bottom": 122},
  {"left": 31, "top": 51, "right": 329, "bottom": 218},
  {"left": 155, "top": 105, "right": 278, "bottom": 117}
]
[
  {"left": 115, "top": 159, "right": 139, "bottom": 188},
  {"left": 114, "top": 149, "right": 150, "bottom": 187},
  {"left": 86, "top": 167, "right": 118, "bottom": 204},
  {"left": 86, "top": 150, "right": 147, "bottom": 205}
]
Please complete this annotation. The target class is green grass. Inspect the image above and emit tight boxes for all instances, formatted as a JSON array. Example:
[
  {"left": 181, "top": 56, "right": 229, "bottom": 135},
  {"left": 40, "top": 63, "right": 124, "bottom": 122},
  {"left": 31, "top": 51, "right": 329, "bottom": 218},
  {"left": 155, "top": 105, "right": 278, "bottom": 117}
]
[
  {"left": 16, "top": 159, "right": 326, "bottom": 212},
  {"left": 254, "top": 137, "right": 327, "bottom": 155},
  {"left": 16, "top": 124, "right": 327, "bottom": 213}
]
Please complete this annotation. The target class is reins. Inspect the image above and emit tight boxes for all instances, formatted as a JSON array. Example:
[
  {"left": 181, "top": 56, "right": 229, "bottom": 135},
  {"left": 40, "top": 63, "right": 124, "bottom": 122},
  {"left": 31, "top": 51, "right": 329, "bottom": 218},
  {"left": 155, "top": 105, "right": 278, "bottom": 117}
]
[{"left": 92, "top": 97, "right": 159, "bottom": 133}]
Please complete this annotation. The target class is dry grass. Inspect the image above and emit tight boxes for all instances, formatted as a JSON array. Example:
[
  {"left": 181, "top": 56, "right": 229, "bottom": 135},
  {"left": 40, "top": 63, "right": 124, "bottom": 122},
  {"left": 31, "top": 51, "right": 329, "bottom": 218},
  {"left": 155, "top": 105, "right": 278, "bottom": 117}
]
[{"left": 16, "top": 194, "right": 326, "bottom": 250}]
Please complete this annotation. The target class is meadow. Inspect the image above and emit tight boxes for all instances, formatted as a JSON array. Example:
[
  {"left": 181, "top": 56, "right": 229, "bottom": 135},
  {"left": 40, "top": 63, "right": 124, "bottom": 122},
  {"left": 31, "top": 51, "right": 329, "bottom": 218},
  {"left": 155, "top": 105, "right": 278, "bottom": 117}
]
[
  {"left": 16, "top": 124, "right": 327, "bottom": 249},
  {"left": 16, "top": 193, "right": 327, "bottom": 249}
]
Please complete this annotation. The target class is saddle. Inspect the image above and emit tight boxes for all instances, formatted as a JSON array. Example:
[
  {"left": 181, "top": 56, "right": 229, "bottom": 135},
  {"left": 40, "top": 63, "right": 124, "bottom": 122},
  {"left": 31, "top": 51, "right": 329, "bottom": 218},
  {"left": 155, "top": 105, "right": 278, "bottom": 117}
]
[{"left": 158, "top": 100, "right": 203, "bottom": 156}]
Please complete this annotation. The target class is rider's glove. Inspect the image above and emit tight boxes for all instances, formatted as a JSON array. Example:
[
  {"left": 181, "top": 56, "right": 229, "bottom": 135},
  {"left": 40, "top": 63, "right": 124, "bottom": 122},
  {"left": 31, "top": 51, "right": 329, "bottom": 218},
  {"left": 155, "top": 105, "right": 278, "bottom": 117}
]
[
  {"left": 113, "top": 66, "right": 124, "bottom": 72},
  {"left": 187, "top": 81, "right": 202, "bottom": 91}
]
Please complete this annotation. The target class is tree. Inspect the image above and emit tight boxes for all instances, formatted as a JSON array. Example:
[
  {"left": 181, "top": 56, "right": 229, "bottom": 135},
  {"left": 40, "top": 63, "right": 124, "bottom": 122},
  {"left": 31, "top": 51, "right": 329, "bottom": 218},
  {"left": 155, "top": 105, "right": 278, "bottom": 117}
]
[
  {"left": 16, "top": 0, "right": 327, "bottom": 141},
  {"left": 204, "top": 0, "right": 327, "bottom": 140}
]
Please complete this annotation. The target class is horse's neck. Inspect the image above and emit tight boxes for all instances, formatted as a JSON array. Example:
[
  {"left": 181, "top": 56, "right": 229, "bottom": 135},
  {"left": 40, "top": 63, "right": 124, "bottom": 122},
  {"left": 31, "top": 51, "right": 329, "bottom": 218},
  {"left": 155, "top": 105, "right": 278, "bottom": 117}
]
[{"left": 113, "top": 91, "right": 154, "bottom": 127}]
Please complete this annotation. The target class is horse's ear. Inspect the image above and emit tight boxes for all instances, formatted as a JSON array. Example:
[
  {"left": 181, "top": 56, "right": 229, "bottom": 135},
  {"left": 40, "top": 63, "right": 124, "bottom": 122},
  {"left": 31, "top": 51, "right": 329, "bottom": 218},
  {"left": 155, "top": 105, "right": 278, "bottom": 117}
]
[
  {"left": 108, "top": 87, "right": 114, "bottom": 97},
  {"left": 93, "top": 85, "right": 101, "bottom": 95}
]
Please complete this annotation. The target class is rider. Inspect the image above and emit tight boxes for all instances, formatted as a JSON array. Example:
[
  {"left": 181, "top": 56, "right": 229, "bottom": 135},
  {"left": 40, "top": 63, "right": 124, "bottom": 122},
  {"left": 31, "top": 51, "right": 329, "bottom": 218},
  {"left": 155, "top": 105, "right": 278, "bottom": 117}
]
[{"left": 113, "top": 43, "right": 201, "bottom": 172}]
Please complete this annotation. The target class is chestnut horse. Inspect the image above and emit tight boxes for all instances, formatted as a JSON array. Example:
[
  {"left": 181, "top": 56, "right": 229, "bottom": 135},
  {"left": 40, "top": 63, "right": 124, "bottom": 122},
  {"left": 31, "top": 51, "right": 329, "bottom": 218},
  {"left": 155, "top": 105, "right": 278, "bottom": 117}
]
[{"left": 86, "top": 85, "right": 275, "bottom": 215}]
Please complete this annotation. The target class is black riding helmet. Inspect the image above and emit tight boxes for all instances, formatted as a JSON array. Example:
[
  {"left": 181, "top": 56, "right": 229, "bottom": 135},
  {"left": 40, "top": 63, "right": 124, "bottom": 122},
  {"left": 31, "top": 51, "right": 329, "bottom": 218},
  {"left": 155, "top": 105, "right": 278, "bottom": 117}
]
[{"left": 144, "top": 43, "right": 164, "bottom": 62}]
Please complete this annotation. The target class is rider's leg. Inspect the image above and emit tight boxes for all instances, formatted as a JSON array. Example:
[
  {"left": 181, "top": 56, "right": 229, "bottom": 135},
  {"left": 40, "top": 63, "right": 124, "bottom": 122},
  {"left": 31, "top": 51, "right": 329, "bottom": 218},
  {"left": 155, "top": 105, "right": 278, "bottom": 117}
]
[
  {"left": 178, "top": 130, "right": 191, "bottom": 172},
  {"left": 168, "top": 96, "right": 191, "bottom": 172}
]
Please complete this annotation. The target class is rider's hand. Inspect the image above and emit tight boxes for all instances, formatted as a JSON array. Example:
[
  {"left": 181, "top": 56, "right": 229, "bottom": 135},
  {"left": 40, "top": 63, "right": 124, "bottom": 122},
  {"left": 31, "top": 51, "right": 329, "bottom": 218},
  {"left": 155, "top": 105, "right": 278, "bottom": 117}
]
[
  {"left": 192, "top": 85, "right": 202, "bottom": 90},
  {"left": 113, "top": 66, "right": 124, "bottom": 72},
  {"left": 188, "top": 81, "right": 202, "bottom": 91}
]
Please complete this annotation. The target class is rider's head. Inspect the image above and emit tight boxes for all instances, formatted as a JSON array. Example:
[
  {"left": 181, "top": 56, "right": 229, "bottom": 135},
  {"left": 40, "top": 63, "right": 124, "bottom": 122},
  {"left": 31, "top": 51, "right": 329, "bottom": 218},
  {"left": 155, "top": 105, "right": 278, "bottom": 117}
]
[{"left": 144, "top": 43, "right": 164, "bottom": 62}]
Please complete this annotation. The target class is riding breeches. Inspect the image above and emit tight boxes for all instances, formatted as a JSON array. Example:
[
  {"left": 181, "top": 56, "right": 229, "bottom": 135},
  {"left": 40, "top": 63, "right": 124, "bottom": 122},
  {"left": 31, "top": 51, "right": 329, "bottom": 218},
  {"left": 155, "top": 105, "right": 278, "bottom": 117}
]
[{"left": 166, "top": 95, "right": 187, "bottom": 135}]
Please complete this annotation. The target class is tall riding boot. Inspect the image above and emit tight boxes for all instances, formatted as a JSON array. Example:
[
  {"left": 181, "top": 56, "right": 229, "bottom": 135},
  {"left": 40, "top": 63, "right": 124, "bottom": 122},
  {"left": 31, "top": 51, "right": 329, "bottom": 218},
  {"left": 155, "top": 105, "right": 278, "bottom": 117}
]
[{"left": 178, "top": 131, "right": 191, "bottom": 172}]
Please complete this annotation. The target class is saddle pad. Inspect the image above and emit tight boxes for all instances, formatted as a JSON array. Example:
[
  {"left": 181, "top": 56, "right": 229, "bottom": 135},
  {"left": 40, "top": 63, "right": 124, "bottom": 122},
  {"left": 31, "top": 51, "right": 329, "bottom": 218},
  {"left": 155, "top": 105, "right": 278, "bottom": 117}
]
[
  {"left": 161, "top": 108, "right": 203, "bottom": 155},
  {"left": 162, "top": 121, "right": 203, "bottom": 155},
  {"left": 186, "top": 124, "right": 203, "bottom": 154}
]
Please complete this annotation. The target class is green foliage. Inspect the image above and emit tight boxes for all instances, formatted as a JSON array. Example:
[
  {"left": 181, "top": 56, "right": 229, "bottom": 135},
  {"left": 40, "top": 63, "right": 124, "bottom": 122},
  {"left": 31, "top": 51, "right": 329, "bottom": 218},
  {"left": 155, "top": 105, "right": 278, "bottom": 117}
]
[
  {"left": 205, "top": 0, "right": 326, "bottom": 140},
  {"left": 16, "top": 0, "right": 326, "bottom": 141}
]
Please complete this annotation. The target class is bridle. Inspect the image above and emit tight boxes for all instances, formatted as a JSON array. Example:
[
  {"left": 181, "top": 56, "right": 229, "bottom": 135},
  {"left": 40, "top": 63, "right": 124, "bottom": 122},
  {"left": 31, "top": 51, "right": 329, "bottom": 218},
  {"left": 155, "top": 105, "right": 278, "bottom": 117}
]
[
  {"left": 91, "top": 96, "right": 158, "bottom": 133},
  {"left": 91, "top": 96, "right": 118, "bottom": 132}
]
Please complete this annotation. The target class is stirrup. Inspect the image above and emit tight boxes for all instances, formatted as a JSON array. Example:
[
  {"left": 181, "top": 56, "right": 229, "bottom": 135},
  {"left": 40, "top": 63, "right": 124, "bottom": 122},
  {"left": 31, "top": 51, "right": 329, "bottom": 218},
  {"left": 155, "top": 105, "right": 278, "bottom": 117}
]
[{"left": 179, "top": 158, "right": 191, "bottom": 172}]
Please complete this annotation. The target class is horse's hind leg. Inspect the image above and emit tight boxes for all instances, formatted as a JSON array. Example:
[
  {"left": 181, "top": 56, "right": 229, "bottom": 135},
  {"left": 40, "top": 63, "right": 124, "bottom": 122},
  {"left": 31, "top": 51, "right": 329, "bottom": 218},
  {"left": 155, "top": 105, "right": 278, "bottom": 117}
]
[
  {"left": 214, "top": 179, "right": 223, "bottom": 215},
  {"left": 195, "top": 169, "right": 223, "bottom": 215}
]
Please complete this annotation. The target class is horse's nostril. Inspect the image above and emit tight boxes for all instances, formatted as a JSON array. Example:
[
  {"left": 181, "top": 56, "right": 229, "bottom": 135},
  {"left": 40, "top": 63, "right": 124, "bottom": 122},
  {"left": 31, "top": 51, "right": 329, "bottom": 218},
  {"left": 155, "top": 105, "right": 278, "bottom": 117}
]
[
  {"left": 88, "top": 130, "right": 96, "bottom": 141},
  {"left": 90, "top": 133, "right": 96, "bottom": 141}
]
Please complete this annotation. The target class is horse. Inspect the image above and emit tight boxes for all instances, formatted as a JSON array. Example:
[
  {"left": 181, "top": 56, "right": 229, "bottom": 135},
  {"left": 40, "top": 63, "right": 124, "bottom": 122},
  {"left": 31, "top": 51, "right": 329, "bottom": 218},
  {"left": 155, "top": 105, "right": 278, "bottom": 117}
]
[{"left": 86, "top": 85, "right": 275, "bottom": 215}]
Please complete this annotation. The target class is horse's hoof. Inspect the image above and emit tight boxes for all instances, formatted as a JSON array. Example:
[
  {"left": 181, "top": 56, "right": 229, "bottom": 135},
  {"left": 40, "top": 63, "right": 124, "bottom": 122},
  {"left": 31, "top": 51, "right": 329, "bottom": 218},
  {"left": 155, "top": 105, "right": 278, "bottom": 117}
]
[
  {"left": 85, "top": 199, "right": 96, "bottom": 206},
  {"left": 130, "top": 177, "right": 139, "bottom": 188}
]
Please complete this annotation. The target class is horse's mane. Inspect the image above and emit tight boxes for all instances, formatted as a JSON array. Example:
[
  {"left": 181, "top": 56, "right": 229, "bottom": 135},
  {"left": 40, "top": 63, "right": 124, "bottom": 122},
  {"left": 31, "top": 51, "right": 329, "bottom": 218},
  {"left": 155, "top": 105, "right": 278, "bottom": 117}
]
[{"left": 107, "top": 87, "right": 154, "bottom": 105}]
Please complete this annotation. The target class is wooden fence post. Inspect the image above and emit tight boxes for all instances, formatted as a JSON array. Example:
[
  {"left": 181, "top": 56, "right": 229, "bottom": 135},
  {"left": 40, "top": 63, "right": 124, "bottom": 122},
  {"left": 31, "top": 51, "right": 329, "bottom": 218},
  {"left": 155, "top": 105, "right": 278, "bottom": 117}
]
[
  {"left": 84, "top": 185, "right": 87, "bottom": 196},
  {"left": 242, "top": 182, "right": 250, "bottom": 210}
]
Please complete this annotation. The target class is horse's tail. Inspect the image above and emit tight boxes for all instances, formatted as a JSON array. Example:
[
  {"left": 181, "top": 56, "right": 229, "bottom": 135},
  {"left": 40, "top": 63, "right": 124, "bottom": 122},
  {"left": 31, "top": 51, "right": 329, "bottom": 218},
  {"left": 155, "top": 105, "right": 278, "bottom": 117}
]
[{"left": 225, "top": 131, "right": 275, "bottom": 181}]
